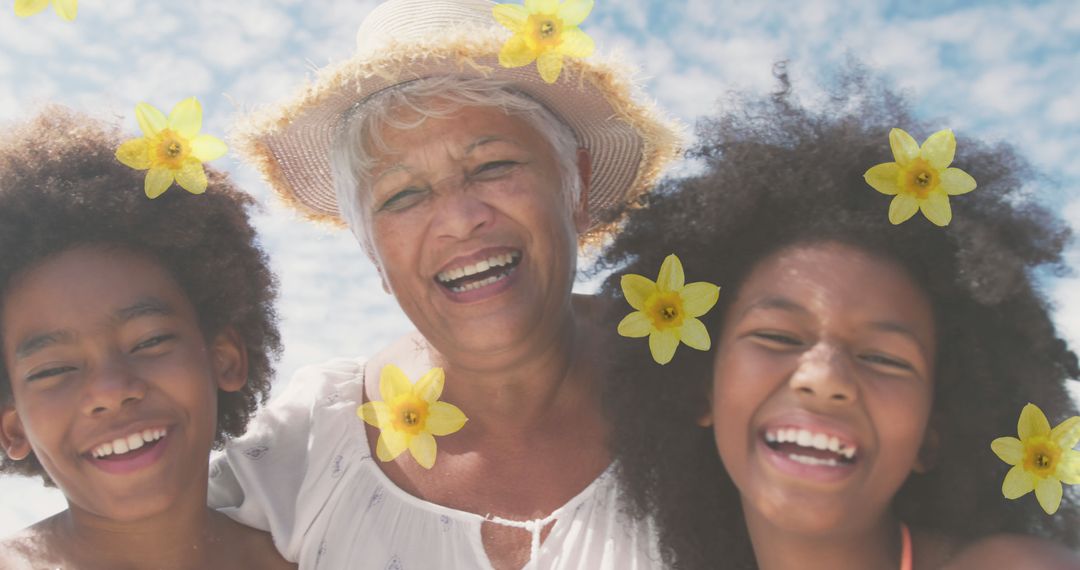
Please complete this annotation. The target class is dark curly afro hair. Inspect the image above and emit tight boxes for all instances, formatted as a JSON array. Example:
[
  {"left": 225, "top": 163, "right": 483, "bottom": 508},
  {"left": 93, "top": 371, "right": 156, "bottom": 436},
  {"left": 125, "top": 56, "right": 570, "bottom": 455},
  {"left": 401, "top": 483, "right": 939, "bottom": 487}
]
[
  {"left": 596, "top": 69, "right": 1080, "bottom": 569},
  {"left": 0, "top": 107, "right": 281, "bottom": 484}
]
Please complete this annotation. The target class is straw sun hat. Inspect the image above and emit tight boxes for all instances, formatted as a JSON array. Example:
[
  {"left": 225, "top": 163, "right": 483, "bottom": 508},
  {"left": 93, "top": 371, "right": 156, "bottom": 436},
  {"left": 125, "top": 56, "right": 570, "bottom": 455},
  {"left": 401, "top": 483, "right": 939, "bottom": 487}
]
[{"left": 236, "top": 0, "right": 683, "bottom": 234}]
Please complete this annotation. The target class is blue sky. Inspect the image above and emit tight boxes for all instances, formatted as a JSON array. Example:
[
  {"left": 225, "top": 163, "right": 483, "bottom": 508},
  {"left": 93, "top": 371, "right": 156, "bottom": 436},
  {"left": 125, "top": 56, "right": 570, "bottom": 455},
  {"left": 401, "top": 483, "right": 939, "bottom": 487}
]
[{"left": 1, "top": 0, "right": 1078, "bottom": 533}]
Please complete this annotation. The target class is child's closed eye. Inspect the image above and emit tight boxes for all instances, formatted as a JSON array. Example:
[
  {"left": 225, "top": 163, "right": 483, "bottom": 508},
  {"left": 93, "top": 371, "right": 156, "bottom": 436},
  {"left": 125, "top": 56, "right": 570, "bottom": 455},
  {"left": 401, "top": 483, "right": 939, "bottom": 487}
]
[
  {"left": 26, "top": 365, "right": 77, "bottom": 382},
  {"left": 131, "top": 334, "right": 176, "bottom": 353},
  {"left": 857, "top": 352, "right": 914, "bottom": 372},
  {"left": 750, "top": 331, "right": 804, "bottom": 348}
]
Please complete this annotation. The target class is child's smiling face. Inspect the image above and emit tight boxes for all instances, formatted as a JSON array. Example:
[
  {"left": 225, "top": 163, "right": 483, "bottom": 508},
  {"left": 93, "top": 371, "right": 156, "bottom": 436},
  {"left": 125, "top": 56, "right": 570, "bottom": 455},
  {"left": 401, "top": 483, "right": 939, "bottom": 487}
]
[
  {"left": 0, "top": 245, "right": 246, "bottom": 521},
  {"left": 708, "top": 241, "right": 936, "bottom": 536}
]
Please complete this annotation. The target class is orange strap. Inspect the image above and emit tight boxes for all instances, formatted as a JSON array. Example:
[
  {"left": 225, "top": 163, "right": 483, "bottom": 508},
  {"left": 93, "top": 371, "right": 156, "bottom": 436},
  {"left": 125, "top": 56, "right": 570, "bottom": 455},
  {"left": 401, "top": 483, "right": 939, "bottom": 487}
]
[{"left": 899, "top": 522, "right": 913, "bottom": 570}]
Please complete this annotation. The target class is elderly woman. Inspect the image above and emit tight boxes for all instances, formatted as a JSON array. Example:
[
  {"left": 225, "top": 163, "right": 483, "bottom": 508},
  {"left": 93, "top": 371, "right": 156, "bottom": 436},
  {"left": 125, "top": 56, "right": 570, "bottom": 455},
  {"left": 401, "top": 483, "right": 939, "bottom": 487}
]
[{"left": 208, "top": 0, "right": 680, "bottom": 569}]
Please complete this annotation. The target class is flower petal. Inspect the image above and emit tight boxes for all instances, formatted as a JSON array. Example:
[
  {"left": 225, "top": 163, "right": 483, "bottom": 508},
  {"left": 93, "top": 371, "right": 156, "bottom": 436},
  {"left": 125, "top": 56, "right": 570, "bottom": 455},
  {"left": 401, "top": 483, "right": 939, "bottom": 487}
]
[
  {"left": 617, "top": 311, "right": 652, "bottom": 338},
  {"left": 1050, "top": 415, "right": 1080, "bottom": 450},
  {"left": 920, "top": 129, "right": 956, "bottom": 170},
  {"left": 536, "top": 51, "right": 564, "bottom": 84},
  {"left": 376, "top": 429, "right": 408, "bottom": 462},
  {"left": 557, "top": 0, "right": 594, "bottom": 27},
  {"left": 889, "top": 128, "right": 920, "bottom": 166},
  {"left": 426, "top": 401, "right": 468, "bottom": 436},
  {"left": 1001, "top": 464, "right": 1036, "bottom": 499},
  {"left": 990, "top": 436, "right": 1024, "bottom": 465},
  {"left": 888, "top": 193, "right": 919, "bottom": 225},
  {"left": 168, "top": 97, "right": 203, "bottom": 139},
  {"left": 498, "top": 34, "right": 537, "bottom": 68},
  {"left": 358, "top": 401, "right": 391, "bottom": 428},
  {"left": 649, "top": 329, "right": 680, "bottom": 365},
  {"left": 1034, "top": 477, "right": 1063, "bottom": 515},
  {"left": 175, "top": 159, "right": 208, "bottom": 195},
  {"left": 408, "top": 432, "right": 437, "bottom": 469},
  {"left": 1058, "top": 450, "right": 1080, "bottom": 485},
  {"left": 53, "top": 0, "right": 77, "bottom": 20},
  {"left": 492, "top": 3, "right": 528, "bottom": 31},
  {"left": 135, "top": 103, "right": 167, "bottom": 137},
  {"left": 380, "top": 364, "right": 414, "bottom": 402},
  {"left": 414, "top": 367, "right": 445, "bottom": 403},
  {"left": 557, "top": 27, "right": 594, "bottom": 59},
  {"left": 145, "top": 168, "right": 174, "bottom": 199},
  {"left": 919, "top": 190, "right": 952, "bottom": 227},
  {"left": 1018, "top": 403, "right": 1051, "bottom": 441},
  {"left": 680, "top": 318, "right": 711, "bottom": 351},
  {"left": 656, "top": 254, "right": 685, "bottom": 292},
  {"left": 191, "top": 134, "right": 227, "bottom": 162},
  {"left": 115, "top": 138, "right": 151, "bottom": 170},
  {"left": 939, "top": 167, "right": 976, "bottom": 196},
  {"left": 681, "top": 282, "right": 720, "bottom": 318},
  {"left": 14, "top": 0, "right": 50, "bottom": 17},
  {"left": 620, "top": 274, "right": 657, "bottom": 311},
  {"left": 525, "top": 0, "right": 558, "bottom": 13},
  {"left": 864, "top": 163, "right": 902, "bottom": 195}
]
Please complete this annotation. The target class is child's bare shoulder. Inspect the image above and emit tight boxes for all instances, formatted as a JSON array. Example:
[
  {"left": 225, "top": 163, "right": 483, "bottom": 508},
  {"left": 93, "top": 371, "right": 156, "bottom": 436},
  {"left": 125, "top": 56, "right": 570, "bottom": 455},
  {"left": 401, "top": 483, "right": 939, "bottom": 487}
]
[
  {"left": 0, "top": 515, "right": 66, "bottom": 569},
  {"left": 943, "top": 534, "right": 1080, "bottom": 570},
  {"left": 211, "top": 511, "right": 296, "bottom": 570}
]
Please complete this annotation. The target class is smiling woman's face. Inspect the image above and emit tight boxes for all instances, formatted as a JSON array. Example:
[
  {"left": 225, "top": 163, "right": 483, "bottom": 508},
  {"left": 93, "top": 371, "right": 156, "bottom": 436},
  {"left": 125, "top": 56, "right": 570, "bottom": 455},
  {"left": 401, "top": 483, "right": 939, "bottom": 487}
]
[
  {"left": 365, "top": 103, "right": 589, "bottom": 361},
  {"left": 708, "top": 241, "right": 937, "bottom": 537},
  {"left": 0, "top": 245, "right": 245, "bottom": 522}
]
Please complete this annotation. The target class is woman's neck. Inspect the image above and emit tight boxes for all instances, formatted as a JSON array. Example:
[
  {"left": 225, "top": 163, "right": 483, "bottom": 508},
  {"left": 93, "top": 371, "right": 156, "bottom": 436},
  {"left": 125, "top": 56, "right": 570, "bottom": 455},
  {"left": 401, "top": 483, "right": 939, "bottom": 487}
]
[{"left": 745, "top": 507, "right": 904, "bottom": 570}]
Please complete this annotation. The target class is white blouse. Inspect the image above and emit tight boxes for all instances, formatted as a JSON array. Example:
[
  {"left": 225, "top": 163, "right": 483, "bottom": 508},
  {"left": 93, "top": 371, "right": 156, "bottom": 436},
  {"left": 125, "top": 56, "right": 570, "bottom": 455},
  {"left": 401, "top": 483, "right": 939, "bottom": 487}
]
[{"left": 208, "top": 357, "right": 664, "bottom": 570}]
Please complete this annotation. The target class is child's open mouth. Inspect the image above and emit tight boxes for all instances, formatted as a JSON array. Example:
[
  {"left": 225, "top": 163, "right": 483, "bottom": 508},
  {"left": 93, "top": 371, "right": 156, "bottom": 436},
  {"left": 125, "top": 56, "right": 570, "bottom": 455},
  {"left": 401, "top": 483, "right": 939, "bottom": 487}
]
[
  {"left": 86, "top": 427, "right": 170, "bottom": 474},
  {"left": 763, "top": 427, "right": 858, "bottom": 468}
]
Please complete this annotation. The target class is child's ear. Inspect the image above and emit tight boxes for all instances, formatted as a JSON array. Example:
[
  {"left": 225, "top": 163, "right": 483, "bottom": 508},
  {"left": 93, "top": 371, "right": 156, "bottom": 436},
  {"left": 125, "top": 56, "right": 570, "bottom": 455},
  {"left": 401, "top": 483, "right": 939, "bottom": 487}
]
[
  {"left": 0, "top": 405, "right": 31, "bottom": 461},
  {"left": 696, "top": 399, "right": 714, "bottom": 427},
  {"left": 913, "top": 425, "right": 940, "bottom": 474},
  {"left": 210, "top": 327, "right": 248, "bottom": 393}
]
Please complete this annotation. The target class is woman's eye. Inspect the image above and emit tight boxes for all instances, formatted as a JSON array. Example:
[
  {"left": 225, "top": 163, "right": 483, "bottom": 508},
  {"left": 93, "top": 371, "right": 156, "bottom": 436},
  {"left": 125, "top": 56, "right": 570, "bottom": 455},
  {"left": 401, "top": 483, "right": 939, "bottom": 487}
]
[
  {"left": 859, "top": 353, "right": 913, "bottom": 372},
  {"left": 27, "top": 366, "right": 76, "bottom": 382},
  {"left": 471, "top": 160, "right": 518, "bottom": 179},
  {"left": 132, "top": 334, "right": 175, "bottom": 353},
  {"left": 379, "top": 188, "right": 428, "bottom": 212},
  {"left": 751, "top": 332, "right": 803, "bottom": 347}
]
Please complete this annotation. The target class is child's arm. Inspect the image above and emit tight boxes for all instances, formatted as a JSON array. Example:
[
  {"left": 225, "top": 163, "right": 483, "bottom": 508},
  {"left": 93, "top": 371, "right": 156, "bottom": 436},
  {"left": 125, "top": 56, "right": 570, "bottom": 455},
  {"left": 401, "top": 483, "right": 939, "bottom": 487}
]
[
  {"left": 208, "top": 357, "right": 364, "bottom": 562},
  {"left": 942, "top": 534, "right": 1080, "bottom": 570}
]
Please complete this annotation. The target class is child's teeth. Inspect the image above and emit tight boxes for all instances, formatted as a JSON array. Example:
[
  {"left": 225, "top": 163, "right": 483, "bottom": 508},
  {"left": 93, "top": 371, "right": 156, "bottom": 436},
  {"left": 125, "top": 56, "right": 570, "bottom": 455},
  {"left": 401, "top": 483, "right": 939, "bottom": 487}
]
[
  {"left": 113, "top": 438, "right": 129, "bottom": 454},
  {"left": 796, "top": 430, "right": 813, "bottom": 447},
  {"left": 91, "top": 428, "right": 167, "bottom": 459}
]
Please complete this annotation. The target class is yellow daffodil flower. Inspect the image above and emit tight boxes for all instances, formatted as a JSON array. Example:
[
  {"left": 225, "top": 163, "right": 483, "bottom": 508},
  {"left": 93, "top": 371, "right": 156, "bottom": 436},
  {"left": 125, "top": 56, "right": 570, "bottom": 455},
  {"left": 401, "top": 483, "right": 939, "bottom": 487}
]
[
  {"left": 14, "top": 0, "right": 76, "bottom": 20},
  {"left": 617, "top": 254, "right": 720, "bottom": 365},
  {"left": 991, "top": 403, "right": 1080, "bottom": 515},
  {"left": 358, "top": 365, "right": 468, "bottom": 470},
  {"left": 493, "top": 0, "right": 595, "bottom": 83},
  {"left": 864, "top": 128, "right": 977, "bottom": 226},
  {"left": 115, "top": 98, "right": 228, "bottom": 199}
]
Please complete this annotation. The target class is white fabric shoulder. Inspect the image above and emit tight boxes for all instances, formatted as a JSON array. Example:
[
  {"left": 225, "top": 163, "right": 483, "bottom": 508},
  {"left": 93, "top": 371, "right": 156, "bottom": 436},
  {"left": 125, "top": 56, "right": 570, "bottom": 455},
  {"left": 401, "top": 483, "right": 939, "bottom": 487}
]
[
  {"left": 208, "top": 357, "right": 366, "bottom": 561},
  {"left": 210, "top": 356, "right": 664, "bottom": 569}
]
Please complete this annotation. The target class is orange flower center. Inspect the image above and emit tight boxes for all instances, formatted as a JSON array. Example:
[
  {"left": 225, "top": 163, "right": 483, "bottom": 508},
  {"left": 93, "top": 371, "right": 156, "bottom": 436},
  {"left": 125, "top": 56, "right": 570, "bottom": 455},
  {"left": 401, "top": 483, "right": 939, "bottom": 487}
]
[
  {"left": 1022, "top": 437, "right": 1060, "bottom": 478},
  {"left": 154, "top": 129, "right": 190, "bottom": 170},
  {"left": 903, "top": 158, "right": 939, "bottom": 199},
  {"left": 390, "top": 395, "right": 428, "bottom": 435},
  {"left": 527, "top": 13, "right": 563, "bottom": 49},
  {"left": 647, "top": 291, "right": 685, "bottom": 330}
]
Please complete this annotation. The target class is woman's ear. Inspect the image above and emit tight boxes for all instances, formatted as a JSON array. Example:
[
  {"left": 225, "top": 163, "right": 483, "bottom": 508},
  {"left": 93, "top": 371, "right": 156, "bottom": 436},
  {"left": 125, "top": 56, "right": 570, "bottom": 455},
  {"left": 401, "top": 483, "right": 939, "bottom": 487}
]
[
  {"left": 211, "top": 327, "right": 249, "bottom": 393},
  {"left": 913, "top": 425, "right": 940, "bottom": 474},
  {"left": 0, "top": 405, "right": 31, "bottom": 461},
  {"left": 573, "top": 147, "right": 592, "bottom": 234}
]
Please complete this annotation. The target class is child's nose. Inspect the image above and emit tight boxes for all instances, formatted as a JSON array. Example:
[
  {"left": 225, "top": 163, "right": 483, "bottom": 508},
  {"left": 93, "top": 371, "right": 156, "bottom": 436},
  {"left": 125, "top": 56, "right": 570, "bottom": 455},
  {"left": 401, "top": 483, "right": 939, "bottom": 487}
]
[
  {"left": 788, "top": 343, "right": 858, "bottom": 404},
  {"left": 80, "top": 357, "right": 147, "bottom": 416}
]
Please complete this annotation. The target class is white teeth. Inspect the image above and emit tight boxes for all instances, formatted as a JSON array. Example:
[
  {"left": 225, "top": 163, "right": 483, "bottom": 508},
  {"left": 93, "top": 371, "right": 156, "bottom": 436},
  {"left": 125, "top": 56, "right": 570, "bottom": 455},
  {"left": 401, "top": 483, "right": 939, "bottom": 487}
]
[
  {"left": 764, "top": 427, "right": 858, "bottom": 460},
  {"left": 436, "top": 252, "right": 520, "bottom": 284},
  {"left": 91, "top": 427, "right": 167, "bottom": 459},
  {"left": 788, "top": 453, "right": 840, "bottom": 467}
]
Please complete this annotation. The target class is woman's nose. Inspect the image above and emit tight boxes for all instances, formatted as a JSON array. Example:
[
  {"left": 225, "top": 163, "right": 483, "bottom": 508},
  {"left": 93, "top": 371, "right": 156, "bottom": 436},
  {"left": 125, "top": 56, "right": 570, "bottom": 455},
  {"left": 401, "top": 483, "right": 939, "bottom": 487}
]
[{"left": 431, "top": 175, "right": 496, "bottom": 241}]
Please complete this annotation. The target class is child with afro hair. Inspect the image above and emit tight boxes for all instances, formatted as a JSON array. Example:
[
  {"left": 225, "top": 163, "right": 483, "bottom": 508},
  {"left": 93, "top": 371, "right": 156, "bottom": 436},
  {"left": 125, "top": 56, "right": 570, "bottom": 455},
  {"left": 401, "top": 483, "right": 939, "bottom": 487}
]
[
  {"left": 0, "top": 108, "right": 294, "bottom": 569},
  {"left": 598, "top": 70, "right": 1080, "bottom": 569}
]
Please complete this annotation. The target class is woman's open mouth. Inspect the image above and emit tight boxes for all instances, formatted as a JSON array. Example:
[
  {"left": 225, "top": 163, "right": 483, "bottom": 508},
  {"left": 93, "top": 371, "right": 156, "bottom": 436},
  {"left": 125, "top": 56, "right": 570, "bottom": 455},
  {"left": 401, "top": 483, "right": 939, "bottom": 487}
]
[{"left": 435, "top": 250, "right": 522, "bottom": 297}]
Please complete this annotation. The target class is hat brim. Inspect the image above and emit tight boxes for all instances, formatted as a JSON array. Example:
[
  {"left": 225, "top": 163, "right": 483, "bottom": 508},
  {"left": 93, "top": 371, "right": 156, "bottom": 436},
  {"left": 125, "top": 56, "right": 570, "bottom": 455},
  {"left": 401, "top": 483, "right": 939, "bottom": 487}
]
[{"left": 234, "top": 27, "right": 682, "bottom": 237}]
